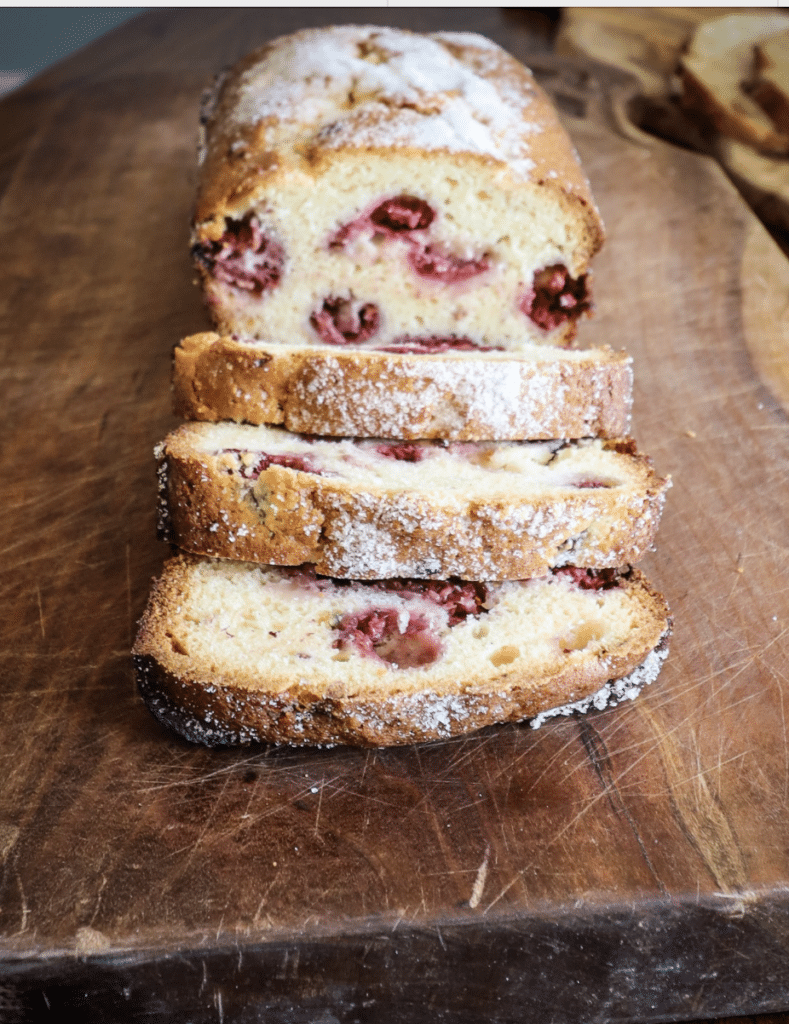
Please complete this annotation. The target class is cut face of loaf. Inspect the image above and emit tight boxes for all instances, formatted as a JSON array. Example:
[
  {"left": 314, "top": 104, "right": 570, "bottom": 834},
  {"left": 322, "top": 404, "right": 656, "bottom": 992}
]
[
  {"left": 193, "top": 26, "right": 604, "bottom": 350},
  {"left": 157, "top": 424, "right": 670, "bottom": 580},
  {"left": 133, "top": 557, "right": 671, "bottom": 747},
  {"left": 173, "top": 333, "right": 632, "bottom": 441}
]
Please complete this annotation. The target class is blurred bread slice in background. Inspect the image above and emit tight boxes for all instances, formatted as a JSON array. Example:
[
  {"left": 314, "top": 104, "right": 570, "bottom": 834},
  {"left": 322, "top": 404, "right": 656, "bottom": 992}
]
[
  {"left": 557, "top": 9, "right": 789, "bottom": 248},
  {"left": 679, "top": 12, "right": 789, "bottom": 154}
]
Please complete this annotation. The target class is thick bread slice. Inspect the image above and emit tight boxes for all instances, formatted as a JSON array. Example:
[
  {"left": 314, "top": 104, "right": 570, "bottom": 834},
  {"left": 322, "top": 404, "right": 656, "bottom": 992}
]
[
  {"left": 193, "top": 26, "right": 604, "bottom": 350},
  {"left": 173, "top": 333, "right": 632, "bottom": 441},
  {"left": 132, "top": 556, "right": 672, "bottom": 747},
  {"left": 157, "top": 424, "right": 669, "bottom": 580},
  {"left": 679, "top": 13, "right": 789, "bottom": 154}
]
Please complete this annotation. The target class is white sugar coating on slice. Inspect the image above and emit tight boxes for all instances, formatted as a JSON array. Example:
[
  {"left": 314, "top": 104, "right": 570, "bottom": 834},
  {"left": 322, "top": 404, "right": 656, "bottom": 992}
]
[
  {"left": 353, "top": 634, "right": 670, "bottom": 739},
  {"left": 172, "top": 333, "right": 633, "bottom": 441},
  {"left": 133, "top": 558, "right": 672, "bottom": 745},
  {"left": 528, "top": 639, "right": 669, "bottom": 728},
  {"left": 285, "top": 353, "right": 624, "bottom": 436},
  {"left": 160, "top": 420, "right": 669, "bottom": 581},
  {"left": 230, "top": 26, "right": 539, "bottom": 177}
]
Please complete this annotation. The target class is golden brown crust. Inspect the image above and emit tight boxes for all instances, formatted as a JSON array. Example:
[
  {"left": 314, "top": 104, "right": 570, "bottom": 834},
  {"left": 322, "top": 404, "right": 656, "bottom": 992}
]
[
  {"left": 135, "top": 635, "right": 671, "bottom": 748},
  {"left": 132, "top": 560, "right": 672, "bottom": 748},
  {"left": 194, "top": 27, "right": 604, "bottom": 256},
  {"left": 157, "top": 426, "right": 669, "bottom": 580},
  {"left": 190, "top": 27, "right": 604, "bottom": 351},
  {"left": 172, "top": 333, "right": 633, "bottom": 441}
]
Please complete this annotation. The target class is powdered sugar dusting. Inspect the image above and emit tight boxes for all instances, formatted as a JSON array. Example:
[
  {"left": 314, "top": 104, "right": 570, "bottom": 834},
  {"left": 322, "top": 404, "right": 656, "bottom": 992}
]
[
  {"left": 176, "top": 334, "right": 632, "bottom": 440},
  {"left": 528, "top": 634, "right": 670, "bottom": 729},
  {"left": 137, "top": 634, "right": 671, "bottom": 748},
  {"left": 229, "top": 26, "right": 539, "bottom": 178},
  {"left": 289, "top": 349, "right": 625, "bottom": 440}
]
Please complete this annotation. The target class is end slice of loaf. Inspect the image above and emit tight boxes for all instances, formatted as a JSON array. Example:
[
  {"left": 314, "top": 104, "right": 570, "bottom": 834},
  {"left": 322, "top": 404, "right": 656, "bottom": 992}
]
[
  {"left": 132, "top": 556, "right": 671, "bottom": 748},
  {"left": 193, "top": 26, "right": 604, "bottom": 350},
  {"left": 157, "top": 423, "right": 670, "bottom": 580},
  {"left": 173, "top": 333, "right": 632, "bottom": 441}
]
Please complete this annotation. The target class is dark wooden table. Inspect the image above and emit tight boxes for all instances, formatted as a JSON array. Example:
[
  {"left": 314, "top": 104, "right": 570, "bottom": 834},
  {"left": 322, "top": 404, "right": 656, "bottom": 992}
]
[{"left": 3, "top": 9, "right": 789, "bottom": 1023}]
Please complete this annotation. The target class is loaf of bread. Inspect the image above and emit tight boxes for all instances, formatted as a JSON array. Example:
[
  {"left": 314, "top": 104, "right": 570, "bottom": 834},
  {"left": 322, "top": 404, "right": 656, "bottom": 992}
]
[
  {"left": 157, "top": 423, "right": 669, "bottom": 580},
  {"left": 132, "top": 556, "right": 672, "bottom": 747},
  {"left": 192, "top": 25, "right": 604, "bottom": 352},
  {"left": 173, "top": 332, "right": 632, "bottom": 441}
]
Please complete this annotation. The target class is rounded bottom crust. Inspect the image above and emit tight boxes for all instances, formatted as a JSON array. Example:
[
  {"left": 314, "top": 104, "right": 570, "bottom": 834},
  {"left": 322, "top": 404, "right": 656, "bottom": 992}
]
[{"left": 134, "top": 631, "right": 671, "bottom": 748}]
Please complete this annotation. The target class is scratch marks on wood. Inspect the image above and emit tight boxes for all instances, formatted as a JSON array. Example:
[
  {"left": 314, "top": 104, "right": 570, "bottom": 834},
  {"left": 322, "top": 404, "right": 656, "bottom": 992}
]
[
  {"left": 89, "top": 873, "right": 108, "bottom": 926},
  {"left": 314, "top": 780, "right": 324, "bottom": 838},
  {"left": 505, "top": 724, "right": 591, "bottom": 798},
  {"left": 483, "top": 873, "right": 519, "bottom": 915},
  {"left": 35, "top": 585, "right": 45, "bottom": 638},
  {"left": 468, "top": 846, "right": 490, "bottom": 909},
  {"left": 12, "top": 862, "right": 29, "bottom": 936},
  {"left": 277, "top": 947, "right": 301, "bottom": 980},
  {"left": 0, "top": 824, "right": 19, "bottom": 863},
  {"left": 251, "top": 870, "right": 283, "bottom": 930},
  {"left": 640, "top": 706, "right": 748, "bottom": 893},
  {"left": 96, "top": 408, "right": 110, "bottom": 443},
  {"left": 137, "top": 753, "right": 271, "bottom": 794},
  {"left": 763, "top": 657, "right": 789, "bottom": 804},
  {"left": 579, "top": 720, "right": 668, "bottom": 895}
]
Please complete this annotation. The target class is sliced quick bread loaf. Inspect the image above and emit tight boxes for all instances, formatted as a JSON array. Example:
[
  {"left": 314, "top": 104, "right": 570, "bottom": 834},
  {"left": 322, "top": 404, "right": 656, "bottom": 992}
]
[
  {"left": 133, "top": 556, "right": 672, "bottom": 747},
  {"left": 157, "top": 423, "right": 669, "bottom": 580},
  {"left": 193, "top": 26, "right": 604, "bottom": 351},
  {"left": 173, "top": 333, "right": 632, "bottom": 441}
]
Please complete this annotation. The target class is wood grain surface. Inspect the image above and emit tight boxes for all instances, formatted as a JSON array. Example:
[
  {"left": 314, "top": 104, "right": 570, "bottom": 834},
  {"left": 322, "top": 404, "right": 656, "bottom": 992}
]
[{"left": 2, "top": 9, "right": 789, "bottom": 1023}]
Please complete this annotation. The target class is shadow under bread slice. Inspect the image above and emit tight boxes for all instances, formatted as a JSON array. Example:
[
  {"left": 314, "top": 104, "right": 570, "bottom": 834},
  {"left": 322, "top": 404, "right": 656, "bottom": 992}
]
[
  {"left": 132, "top": 556, "right": 672, "bottom": 748},
  {"left": 156, "top": 423, "right": 669, "bottom": 581},
  {"left": 173, "top": 333, "right": 632, "bottom": 442}
]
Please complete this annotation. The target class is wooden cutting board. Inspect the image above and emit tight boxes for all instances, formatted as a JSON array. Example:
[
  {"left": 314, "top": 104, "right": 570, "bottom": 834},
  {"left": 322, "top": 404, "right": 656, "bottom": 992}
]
[{"left": 2, "top": 10, "right": 789, "bottom": 1023}]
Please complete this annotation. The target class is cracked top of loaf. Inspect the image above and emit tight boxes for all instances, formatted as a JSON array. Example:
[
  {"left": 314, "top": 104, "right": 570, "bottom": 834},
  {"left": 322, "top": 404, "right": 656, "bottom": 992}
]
[
  {"left": 195, "top": 25, "right": 603, "bottom": 247},
  {"left": 192, "top": 26, "right": 605, "bottom": 350}
]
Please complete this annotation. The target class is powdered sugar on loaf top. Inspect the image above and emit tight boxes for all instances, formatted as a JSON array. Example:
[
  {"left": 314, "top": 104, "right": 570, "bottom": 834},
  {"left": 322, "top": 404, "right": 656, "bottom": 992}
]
[
  {"left": 230, "top": 26, "right": 540, "bottom": 178},
  {"left": 291, "top": 353, "right": 587, "bottom": 438}
]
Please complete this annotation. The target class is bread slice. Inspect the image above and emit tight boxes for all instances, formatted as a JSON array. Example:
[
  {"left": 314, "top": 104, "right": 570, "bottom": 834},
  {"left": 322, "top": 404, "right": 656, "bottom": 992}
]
[
  {"left": 173, "top": 332, "right": 632, "bottom": 441},
  {"left": 132, "top": 556, "right": 672, "bottom": 747},
  {"left": 193, "top": 26, "right": 604, "bottom": 351},
  {"left": 679, "top": 13, "right": 789, "bottom": 154},
  {"left": 157, "top": 423, "right": 669, "bottom": 581}
]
